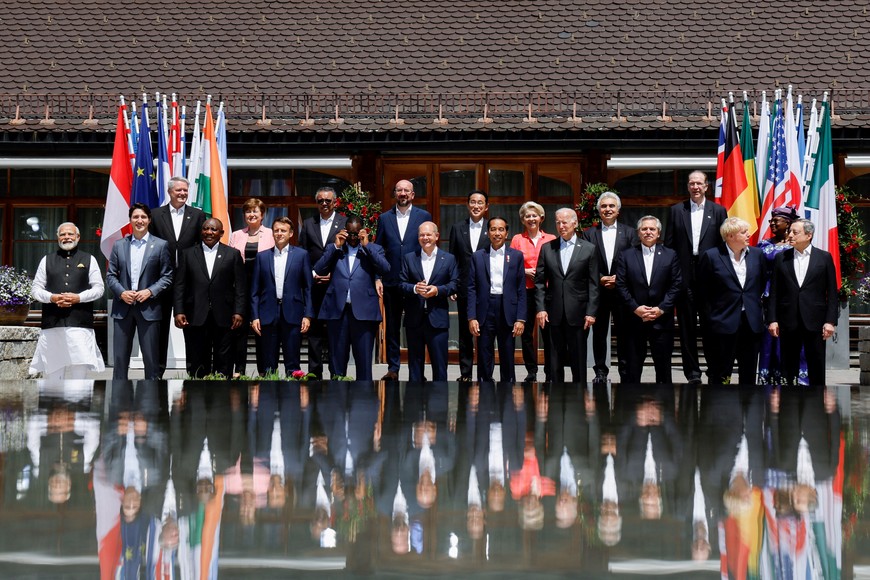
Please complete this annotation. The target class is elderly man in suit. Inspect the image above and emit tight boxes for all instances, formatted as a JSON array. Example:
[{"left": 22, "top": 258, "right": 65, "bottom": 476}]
[
  {"left": 173, "top": 218, "right": 247, "bottom": 378},
  {"left": 535, "top": 208, "right": 600, "bottom": 383},
  {"left": 448, "top": 190, "right": 491, "bottom": 382},
  {"left": 297, "top": 186, "right": 347, "bottom": 379},
  {"left": 615, "top": 216, "right": 682, "bottom": 383},
  {"left": 582, "top": 191, "right": 638, "bottom": 383},
  {"left": 400, "top": 221, "right": 459, "bottom": 382},
  {"left": 768, "top": 218, "right": 839, "bottom": 385},
  {"left": 106, "top": 203, "right": 173, "bottom": 380},
  {"left": 375, "top": 179, "right": 433, "bottom": 381},
  {"left": 314, "top": 215, "right": 391, "bottom": 380},
  {"left": 697, "top": 217, "right": 766, "bottom": 385},
  {"left": 664, "top": 171, "right": 727, "bottom": 383},
  {"left": 467, "top": 217, "right": 526, "bottom": 383},
  {"left": 148, "top": 176, "right": 207, "bottom": 376},
  {"left": 250, "top": 217, "right": 314, "bottom": 376}
]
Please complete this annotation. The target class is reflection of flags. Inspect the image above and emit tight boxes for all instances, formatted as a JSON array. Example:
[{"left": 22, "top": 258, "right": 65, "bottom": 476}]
[
  {"left": 714, "top": 100, "right": 727, "bottom": 200},
  {"left": 94, "top": 458, "right": 123, "bottom": 580},
  {"left": 100, "top": 104, "right": 133, "bottom": 260},
  {"left": 805, "top": 98, "right": 841, "bottom": 288},
  {"left": 131, "top": 100, "right": 158, "bottom": 208},
  {"left": 156, "top": 97, "right": 171, "bottom": 205}
]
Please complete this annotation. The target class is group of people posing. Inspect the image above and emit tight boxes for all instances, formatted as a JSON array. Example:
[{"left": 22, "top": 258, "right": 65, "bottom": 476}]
[{"left": 28, "top": 171, "right": 839, "bottom": 385}]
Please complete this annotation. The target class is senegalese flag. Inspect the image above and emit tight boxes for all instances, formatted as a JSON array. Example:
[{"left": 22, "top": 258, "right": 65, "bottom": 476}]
[{"left": 739, "top": 95, "right": 761, "bottom": 243}]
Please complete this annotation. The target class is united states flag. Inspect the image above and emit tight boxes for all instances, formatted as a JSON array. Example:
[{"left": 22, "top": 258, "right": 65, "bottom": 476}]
[{"left": 758, "top": 96, "right": 802, "bottom": 240}]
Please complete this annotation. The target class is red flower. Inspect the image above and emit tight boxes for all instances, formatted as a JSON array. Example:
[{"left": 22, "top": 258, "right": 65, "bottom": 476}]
[
  {"left": 361, "top": 206, "right": 368, "bottom": 216},
  {"left": 335, "top": 199, "right": 341, "bottom": 207},
  {"left": 371, "top": 212, "right": 380, "bottom": 221},
  {"left": 844, "top": 204, "right": 853, "bottom": 213},
  {"left": 347, "top": 203, "right": 355, "bottom": 211},
  {"left": 95, "top": 227, "right": 102, "bottom": 237}
]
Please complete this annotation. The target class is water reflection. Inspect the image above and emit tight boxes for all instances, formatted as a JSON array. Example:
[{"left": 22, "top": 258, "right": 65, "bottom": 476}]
[{"left": 0, "top": 380, "right": 862, "bottom": 578}]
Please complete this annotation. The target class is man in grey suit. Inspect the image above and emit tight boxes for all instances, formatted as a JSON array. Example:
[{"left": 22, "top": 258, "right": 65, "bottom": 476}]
[
  {"left": 106, "top": 203, "right": 173, "bottom": 380},
  {"left": 535, "top": 208, "right": 600, "bottom": 383}
]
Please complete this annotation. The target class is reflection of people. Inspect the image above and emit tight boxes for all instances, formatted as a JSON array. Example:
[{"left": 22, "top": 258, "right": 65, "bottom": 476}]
[
  {"left": 106, "top": 203, "right": 173, "bottom": 380},
  {"left": 768, "top": 219, "right": 839, "bottom": 386},
  {"left": 148, "top": 176, "right": 207, "bottom": 376},
  {"left": 448, "top": 190, "right": 490, "bottom": 382},
  {"left": 29, "top": 222, "right": 105, "bottom": 379},
  {"left": 314, "top": 215, "right": 390, "bottom": 380},
  {"left": 250, "top": 217, "right": 314, "bottom": 376},
  {"left": 375, "top": 179, "right": 433, "bottom": 381},
  {"left": 664, "top": 170, "right": 727, "bottom": 383},
  {"left": 511, "top": 202, "right": 556, "bottom": 382},
  {"left": 173, "top": 218, "right": 247, "bottom": 378},
  {"left": 468, "top": 218, "right": 526, "bottom": 383},
  {"left": 298, "top": 187, "right": 347, "bottom": 379},
  {"left": 582, "top": 191, "right": 638, "bottom": 383},
  {"left": 400, "top": 222, "right": 458, "bottom": 382},
  {"left": 535, "top": 208, "right": 600, "bottom": 383}
]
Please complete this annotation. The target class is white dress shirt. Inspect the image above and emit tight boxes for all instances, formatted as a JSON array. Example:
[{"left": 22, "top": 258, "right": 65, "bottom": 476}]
[
  {"left": 560, "top": 234, "right": 576, "bottom": 273},
  {"left": 273, "top": 245, "right": 289, "bottom": 299},
  {"left": 319, "top": 212, "right": 335, "bottom": 247},
  {"left": 601, "top": 223, "right": 618, "bottom": 271},
  {"left": 170, "top": 204, "right": 186, "bottom": 241},
  {"left": 690, "top": 199, "right": 705, "bottom": 255},
  {"left": 469, "top": 218, "right": 484, "bottom": 252},
  {"left": 642, "top": 244, "right": 656, "bottom": 284},
  {"left": 202, "top": 242, "right": 219, "bottom": 278},
  {"left": 727, "top": 245, "right": 748, "bottom": 288},
  {"left": 794, "top": 245, "right": 812, "bottom": 287},
  {"left": 421, "top": 247, "right": 438, "bottom": 283},
  {"left": 129, "top": 233, "right": 151, "bottom": 291},
  {"left": 396, "top": 205, "right": 413, "bottom": 240},
  {"left": 489, "top": 245, "right": 505, "bottom": 295}
]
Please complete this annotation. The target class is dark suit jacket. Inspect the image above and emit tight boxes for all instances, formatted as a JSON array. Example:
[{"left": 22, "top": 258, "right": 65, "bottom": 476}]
[
  {"left": 375, "top": 205, "right": 433, "bottom": 286},
  {"left": 149, "top": 204, "right": 207, "bottom": 268},
  {"left": 768, "top": 246, "right": 839, "bottom": 332},
  {"left": 297, "top": 212, "right": 348, "bottom": 265},
  {"left": 250, "top": 246, "right": 314, "bottom": 326},
  {"left": 400, "top": 249, "right": 458, "bottom": 329},
  {"left": 173, "top": 242, "right": 247, "bottom": 327},
  {"left": 534, "top": 235, "right": 600, "bottom": 324},
  {"left": 106, "top": 234, "right": 173, "bottom": 321},
  {"left": 581, "top": 222, "right": 638, "bottom": 277},
  {"left": 449, "top": 219, "right": 490, "bottom": 299},
  {"left": 467, "top": 246, "right": 526, "bottom": 326},
  {"left": 314, "top": 242, "right": 390, "bottom": 321},
  {"left": 697, "top": 245, "right": 766, "bottom": 334},
  {"left": 615, "top": 244, "right": 682, "bottom": 331},
  {"left": 663, "top": 199, "right": 728, "bottom": 286}
]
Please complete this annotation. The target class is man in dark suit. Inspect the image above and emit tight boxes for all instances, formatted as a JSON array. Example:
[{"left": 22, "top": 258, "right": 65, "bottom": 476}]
[
  {"left": 663, "top": 170, "right": 727, "bottom": 383},
  {"left": 768, "top": 218, "right": 839, "bottom": 385},
  {"left": 581, "top": 191, "right": 638, "bottom": 383},
  {"left": 173, "top": 218, "right": 247, "bottom": 378},
  {"left": 615, "top": 216, "right": 682, "bottom": 383},
  {"left": 468, "top": 217, "right": 526, "bottom": 382},
  {"left": 448, "top": 190, "right": 491, "bottom": 381},
  {"left": 250, "top": 217, "right": 314, "bottom": 376},
  {"left": 148, "top": 176, "right": 207, "bottom": 376},
  {"left": 400, "top": 222, "right": 459, "bottom": 382},
  {"left": 697, "top": 217, "right": 766, "bottom": 385},
  {"left": 106, "top": 203, "right": 173, "bottom": 380},
  {"left": 297, "top": 186, "right": 347, "bottom": 379},
  {"left": 314, "top": 215, "right": 391, "bottom": 380},
  {"left": 535, "top": 208, "right": 600, "bottom": 383},
  {"left": 375, "top": 179, "right": 433, "bottom": 381}
]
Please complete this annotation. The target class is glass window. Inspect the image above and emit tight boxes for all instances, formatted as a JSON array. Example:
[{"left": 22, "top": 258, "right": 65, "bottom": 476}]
[
  {"left": 487, "top": 169, "right": 524, "bottom": 197},
  {"left": 231, "top": 169, "right": 293, "bottom": 198},
  {"left": 10, "top": 169, "right": 71, "bottom": 197},
  {"left": 295, "top": 169, "right": 351, "bottom": 200},
  {"left": 539, "top": 175, "right": 572, "bottom": 198},
  {"left": 13, "top": 207, "right": 66, "bottom": 276},
  {"left": 440, "top": 169, "right": 476, "bottom": 198},
  {"left": 74, "top": 169, "right": 110, "bottom": 198}
]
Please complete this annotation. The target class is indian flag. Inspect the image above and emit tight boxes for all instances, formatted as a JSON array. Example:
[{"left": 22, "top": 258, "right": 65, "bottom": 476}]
[{"left": 194, "top": 102, "right": 231, "bottom": 243}]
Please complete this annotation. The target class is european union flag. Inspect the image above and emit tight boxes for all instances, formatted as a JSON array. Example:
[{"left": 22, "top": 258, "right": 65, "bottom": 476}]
[{"left": 130, "top": 100, "right": 158, "bottom": 208}]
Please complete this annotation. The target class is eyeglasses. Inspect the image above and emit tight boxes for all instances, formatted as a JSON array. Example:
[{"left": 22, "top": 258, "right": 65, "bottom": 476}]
[{"left": 315, "top": 198, "right": 334, "bottom": 204}]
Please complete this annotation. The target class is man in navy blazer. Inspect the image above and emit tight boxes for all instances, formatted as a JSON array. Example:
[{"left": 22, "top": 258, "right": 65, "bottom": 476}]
[
  {"left": 375, "top": 179, "right": 433, "bottom": 380},
  {"left": 148, "top": 176, "right": 207, "bottom": 376},
  {"left": 581, "top": 191, "right": 638, "bottom": 383},
  {"left": 615, "top": 216, "right": 682, "bottom": 383},
  {"left": 697, "top": 217, "right": 766, "bottom": 385},
  {"left": 314, "top": 215, "right": 391, "bottom": 380},
  {"left": 448, "top": 190, "right": 491, "bottom": 381},
  {"left": 467, "top": 218, "right": 526, "bottom": 382},
  {"left": 250, "top": 217, "right": 314, "bottom": 376},
  {"left": 768, "top": 218, "right": 839, "bottom": 385},
  {"left": 173, "top": 218, "right": 247, "bottom": 378},
  {"left": 297, "top": 186, "right": 347, "bottom": 379},
  {"left": 400, "top": 222, "right": 459, "bottom": 382},
  {"left": 663, "top": 171, "right": 727, "bottom": 383},
  {"left": 106, "top": 203, "right": 173, "bottom": 380},
  {"left": 535, "top": 208, "right": 600, "bottom": 383}
]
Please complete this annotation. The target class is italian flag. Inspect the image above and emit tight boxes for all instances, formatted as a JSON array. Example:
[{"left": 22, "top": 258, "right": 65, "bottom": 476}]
[{"left": 805, "top": 97, "right": 841, "bottom": 288}]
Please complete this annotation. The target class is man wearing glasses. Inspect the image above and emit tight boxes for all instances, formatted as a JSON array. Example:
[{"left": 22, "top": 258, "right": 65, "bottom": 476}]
[{"left": 298, "top": 187, "right": 347, "bottom": 379}]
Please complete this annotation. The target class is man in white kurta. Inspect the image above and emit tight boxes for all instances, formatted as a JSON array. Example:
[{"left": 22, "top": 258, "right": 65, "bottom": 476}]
[{"left": 29, "top": 222, "right": 105, "bottom": 379}]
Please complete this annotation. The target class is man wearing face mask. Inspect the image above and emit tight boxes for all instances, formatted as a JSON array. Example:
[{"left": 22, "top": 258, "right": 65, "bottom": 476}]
[{"left": 29, "top": 222, "right": 106, "bottom": 379}]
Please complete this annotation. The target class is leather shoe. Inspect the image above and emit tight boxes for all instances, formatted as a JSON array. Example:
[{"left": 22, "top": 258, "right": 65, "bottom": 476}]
[
  {"left": 458, "top": 375, "right": 473, "bottom": 383},
  {"left": 523, "top": 374, "right": 536, "bottom": 383},
  {"left": 593, "top": 374, "right": 608, "bottom": 384},
  {"left": 381, "top": 371, "right": 399, "bottom": 381}
]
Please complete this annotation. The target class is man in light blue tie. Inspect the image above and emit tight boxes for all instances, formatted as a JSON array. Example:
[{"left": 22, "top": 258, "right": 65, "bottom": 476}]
[{"left": 534, "top": 208, "right": 600, "bottom": 383}]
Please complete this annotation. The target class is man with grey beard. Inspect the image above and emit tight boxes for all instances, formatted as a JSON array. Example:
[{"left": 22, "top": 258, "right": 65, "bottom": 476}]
[{"left": 29, "top": 222, "right": 105, "bottom": 379}]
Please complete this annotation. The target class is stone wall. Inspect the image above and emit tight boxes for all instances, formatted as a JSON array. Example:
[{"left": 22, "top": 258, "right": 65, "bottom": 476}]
[{"left": 0, "top": 326, "right": 39, "bottom": 378}]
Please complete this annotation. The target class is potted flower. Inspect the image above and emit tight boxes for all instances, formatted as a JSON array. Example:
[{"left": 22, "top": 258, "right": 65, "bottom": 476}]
[{"left": 0, "top": 265, "right": 33, "bottom": 325}]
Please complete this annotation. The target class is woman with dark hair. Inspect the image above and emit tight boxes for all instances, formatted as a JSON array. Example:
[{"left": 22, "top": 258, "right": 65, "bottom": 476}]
[
  {"left": 758, "top": 206, "right": 807, "bottom": 384},
  {"left": 229, "top": 198, "right": 275, "bottom": 376}
]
